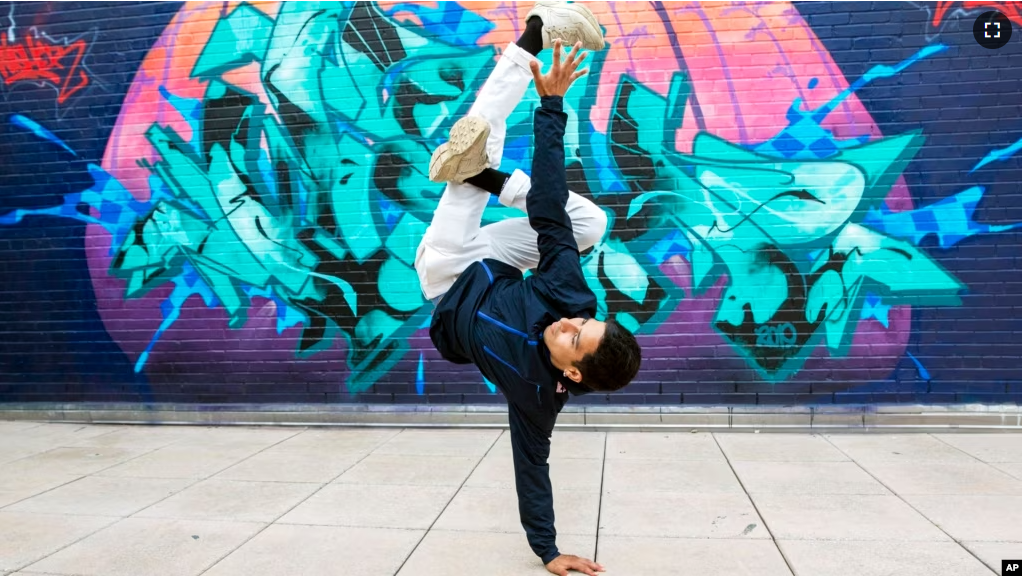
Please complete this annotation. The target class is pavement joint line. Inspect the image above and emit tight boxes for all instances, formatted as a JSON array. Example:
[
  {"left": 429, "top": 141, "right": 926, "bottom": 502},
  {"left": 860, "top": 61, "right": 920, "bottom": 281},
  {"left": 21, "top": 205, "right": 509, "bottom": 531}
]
[
  {"left": 819, "top": 435, "right": 1002, "bottom": 576},
  {"left": 194, "top": 425, "right": 402, "bottom": 575},
  {"left": 390, "top": 427, "right": 503, "bottom": 576},
  {"left": 710, "top": 432, "right": 798, "bottom": 576},
  {"left": 928, "top": 433, "right": 1023, "bottom": 481},
  {"left": 593, "top": 431, "right": 608, "bottom": 566}
]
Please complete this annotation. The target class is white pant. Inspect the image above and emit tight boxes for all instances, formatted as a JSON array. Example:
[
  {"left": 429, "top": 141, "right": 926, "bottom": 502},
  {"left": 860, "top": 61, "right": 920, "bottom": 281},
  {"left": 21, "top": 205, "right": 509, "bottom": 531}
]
[{"left": 414, "top": 42, "right": 608, "bottom": 301}]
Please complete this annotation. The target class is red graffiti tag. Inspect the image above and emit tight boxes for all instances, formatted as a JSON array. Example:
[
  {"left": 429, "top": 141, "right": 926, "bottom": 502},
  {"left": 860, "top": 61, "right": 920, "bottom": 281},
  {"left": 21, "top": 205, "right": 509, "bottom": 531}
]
[
  {"left": 0, "top": 32, "right": 89, "bottom": 104},
  {"left": 933, "top": 1, "right": 1023, "bottom": 27}
]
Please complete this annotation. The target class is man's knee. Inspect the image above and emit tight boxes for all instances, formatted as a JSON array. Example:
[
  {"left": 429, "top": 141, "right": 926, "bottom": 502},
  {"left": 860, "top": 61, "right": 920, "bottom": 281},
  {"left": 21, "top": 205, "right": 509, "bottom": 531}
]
[
  {"left": 415, "top": 240, "right": 452, "bottom": 301},
  {"left": 577, "top": 205, "right": 608, "bottom": 249}
]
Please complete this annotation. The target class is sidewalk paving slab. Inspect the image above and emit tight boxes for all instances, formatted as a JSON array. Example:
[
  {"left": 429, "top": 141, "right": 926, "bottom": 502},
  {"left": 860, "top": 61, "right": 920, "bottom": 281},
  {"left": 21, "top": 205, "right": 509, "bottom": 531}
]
[
  {"left": 900, "top": 494, "right": 1023, "bottom": 542},
  {"left": 134, "top": 479, "right": 321, "bottom": 523},
  {"left": 465, "top": 454, "right": 602, "bottom": 491},
  {"left": 0, "top": 471, "right": 85, "bottom": 509},
  {"left": 605, "top": 431, "right": 724, "bottom": 460},
  {"left": 204, "top": 525, "right": 423, "bottom": 576},
  {"left": 716, "top": 433, "right": 849, "bottom": 462},
  {"left": 372, "top": 428, "right": 500, "bottom": 458},
  {"left": 6, "top": 476, "right": 191, "bottom": 517},
  {"left": 434, "top": 486, "right": 600, "bottom": 536},
  {"left": 336, "top": 454, "right": 480, "bottom": 487},
  {"left": 777, "top": 540, "right": 995, "bottom": 576},
  {"left": 931, "top": 433, "right": 1023, "bottom": 463},
  {"left": 825, "top": 434, "right": 977, "bottom": 463},
  {"left": 857, "top": 460, "right": 1021, "bottom": 495},
  {"left": 278, "top": 483, "right": 458, "bottom": 530},
  {"left": 213, "top": 447, "right": 364, "bottom": 484},
  {"left": 0, "top": 511, "right": 115, "bottom": 573},
  {"left": 741, "top": 493, "right": 954, "bottom": 541},
  {"left": 21, "top": 517, "right": 264, "bottom": 576},
  {"left": 1, "top": 422, "right": 1019, "bottom": 576},
  {"left": 992, "top": 461, "right": 1022, "bottom": 479},
  {"left": 95, "top": 444, "right": 278, "bottom": 480},
  {"left": 597, "top": 536, "right": 792, "bottom": 575},
  {"left": 731, "top": 461, "right": 890, "bottom": 495},
  {"left": 961, "top": 541, "right": 1023, "bottom": 573},
  {"left": 602, "top": 458, "right": 744, "bottom": 494},
  {"left": 598, "top": 491, "right": 769, "bottom": 539}
]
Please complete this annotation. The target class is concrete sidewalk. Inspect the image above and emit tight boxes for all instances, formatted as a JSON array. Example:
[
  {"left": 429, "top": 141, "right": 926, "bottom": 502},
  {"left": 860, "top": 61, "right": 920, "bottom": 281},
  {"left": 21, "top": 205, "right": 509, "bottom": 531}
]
[{"left": 0, "top": 421, "right": 1019, "bottom": 576}]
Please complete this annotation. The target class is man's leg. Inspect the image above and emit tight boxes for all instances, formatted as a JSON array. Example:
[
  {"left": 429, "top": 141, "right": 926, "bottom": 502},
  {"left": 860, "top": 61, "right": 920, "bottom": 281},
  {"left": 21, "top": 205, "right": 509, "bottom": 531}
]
[
  {"left": 417, "top": 3, "right": 606, "bottom": 299},
  {"left": 479, "top": 169, "right": 608, "bottom": 272},
  {"left": 414, "top": 43, "right": 539, "bottom": 301}
]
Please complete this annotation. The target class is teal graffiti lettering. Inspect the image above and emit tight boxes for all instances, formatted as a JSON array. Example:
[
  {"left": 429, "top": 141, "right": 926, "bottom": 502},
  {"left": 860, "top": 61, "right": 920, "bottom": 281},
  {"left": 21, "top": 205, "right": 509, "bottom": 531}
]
[{"left": 755, "top": 323, "right": 797, "bottom": 349}]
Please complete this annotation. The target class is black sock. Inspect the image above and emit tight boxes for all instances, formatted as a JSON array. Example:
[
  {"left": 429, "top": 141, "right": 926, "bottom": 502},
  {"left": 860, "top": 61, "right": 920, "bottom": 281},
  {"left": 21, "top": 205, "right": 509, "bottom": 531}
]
[
  {"left": 464, "top": 168, "right": 511, "bottom": 196},
  {"left": 515, "top": 16, "right": 544, "bottom": 57}
]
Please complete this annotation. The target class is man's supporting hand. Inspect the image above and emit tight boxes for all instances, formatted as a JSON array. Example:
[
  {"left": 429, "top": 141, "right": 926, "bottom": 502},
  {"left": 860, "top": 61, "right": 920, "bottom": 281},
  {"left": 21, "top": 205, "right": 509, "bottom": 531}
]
[
  {"left": 529, "top": 39, "right": 589, "bottom": 98},
  {"left": 545, "top": 553, "right": 605, "bottom": 576}
]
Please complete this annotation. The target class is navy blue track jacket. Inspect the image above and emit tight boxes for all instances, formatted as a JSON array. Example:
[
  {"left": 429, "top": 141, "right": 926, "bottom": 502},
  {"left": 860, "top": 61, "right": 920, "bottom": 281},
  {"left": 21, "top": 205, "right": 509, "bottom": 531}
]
[{"left": 429, "top": 96, "right": 598, "bottom": 565}]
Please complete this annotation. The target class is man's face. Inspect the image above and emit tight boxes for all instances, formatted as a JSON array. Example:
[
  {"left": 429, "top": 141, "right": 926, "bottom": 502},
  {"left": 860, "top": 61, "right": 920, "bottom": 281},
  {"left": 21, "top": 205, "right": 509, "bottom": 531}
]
[{"left": 544, "top": 317, "right": 606, "bottom": 382}]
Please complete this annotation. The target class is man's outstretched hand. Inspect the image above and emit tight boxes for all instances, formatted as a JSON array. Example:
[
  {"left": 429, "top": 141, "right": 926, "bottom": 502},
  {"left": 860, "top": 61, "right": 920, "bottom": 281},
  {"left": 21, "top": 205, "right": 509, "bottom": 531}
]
[
  {"left": 545, "top": 553, "right": 605, "bottom": 576},
  {"left": 530, "top": 39, "right": 589, "bottom": 98}
]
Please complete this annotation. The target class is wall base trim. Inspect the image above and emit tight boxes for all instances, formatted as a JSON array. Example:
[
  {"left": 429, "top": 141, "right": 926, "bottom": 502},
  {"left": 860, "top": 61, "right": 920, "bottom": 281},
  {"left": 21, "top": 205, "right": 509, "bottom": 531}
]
[{"left": 0, "top": 402, "right": 1019, "bottom": 432}]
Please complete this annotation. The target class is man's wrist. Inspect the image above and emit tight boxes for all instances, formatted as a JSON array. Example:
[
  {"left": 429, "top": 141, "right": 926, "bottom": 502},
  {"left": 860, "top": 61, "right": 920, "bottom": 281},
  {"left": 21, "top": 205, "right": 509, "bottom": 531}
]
[
  {"left": 540, "top": 95, "right": 564, "bottom": 112},
  {"left": 541, "top": 550, "right": 561, "bottom": 565}
]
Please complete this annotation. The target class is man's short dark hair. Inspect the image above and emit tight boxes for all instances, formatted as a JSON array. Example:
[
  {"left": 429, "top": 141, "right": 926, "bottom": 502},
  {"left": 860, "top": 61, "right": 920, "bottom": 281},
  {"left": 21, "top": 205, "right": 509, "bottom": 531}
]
[{"left": 574, "top": 318, "right": 642, "bottom": 392}]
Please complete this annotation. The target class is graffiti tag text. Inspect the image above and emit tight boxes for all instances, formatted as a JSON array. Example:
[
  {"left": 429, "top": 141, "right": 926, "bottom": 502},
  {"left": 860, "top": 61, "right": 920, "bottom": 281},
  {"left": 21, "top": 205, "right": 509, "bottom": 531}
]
[{"left": 0, "top": 32, "right": 89, "bottom": 104}]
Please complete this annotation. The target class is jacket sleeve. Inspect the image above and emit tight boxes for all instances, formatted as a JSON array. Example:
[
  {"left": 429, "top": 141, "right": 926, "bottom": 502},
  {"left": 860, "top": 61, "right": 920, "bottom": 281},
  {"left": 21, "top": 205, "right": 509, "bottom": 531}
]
[
  {"left": 527, "top": 96, "right": 596, "bottom": 315},
  {"left": 508, "top": 402, "right": 560, "bottom": 565}
]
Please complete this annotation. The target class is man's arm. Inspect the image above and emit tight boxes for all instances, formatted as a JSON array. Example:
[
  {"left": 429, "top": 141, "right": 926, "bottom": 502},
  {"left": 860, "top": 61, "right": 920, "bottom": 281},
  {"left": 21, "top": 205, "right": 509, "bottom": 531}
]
[
  {"left": 509, "top": 401, "right": 605, "bottom": 576},
  {"left": 507, "top": 403, "right": 558, "bottom": 564},
  {"left": 527, "top": 43, "right": 597, "bottom": 315}
]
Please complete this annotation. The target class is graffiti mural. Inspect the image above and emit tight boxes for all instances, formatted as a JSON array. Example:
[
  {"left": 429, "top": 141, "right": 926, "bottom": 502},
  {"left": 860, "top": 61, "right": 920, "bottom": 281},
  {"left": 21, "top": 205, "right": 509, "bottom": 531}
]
[{"left": 0, "top": 1, "right": 1020, "bottom": 403}]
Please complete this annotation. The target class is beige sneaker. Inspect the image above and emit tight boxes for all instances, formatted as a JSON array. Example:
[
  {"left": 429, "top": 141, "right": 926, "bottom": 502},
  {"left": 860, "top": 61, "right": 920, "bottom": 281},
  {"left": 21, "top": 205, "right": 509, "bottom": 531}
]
[
  {"left": 428, "top": 115, "right": 491, "bottom": 184},
  {"left": 526, "top": 1, "right": 605, "bottom": 51}
]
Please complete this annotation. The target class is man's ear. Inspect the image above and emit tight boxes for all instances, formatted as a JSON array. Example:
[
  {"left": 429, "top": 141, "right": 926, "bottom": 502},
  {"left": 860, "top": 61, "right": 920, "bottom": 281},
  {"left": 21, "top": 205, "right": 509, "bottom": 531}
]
[{"left": 564, "top": 366, "right": 583, "bottom": 383}]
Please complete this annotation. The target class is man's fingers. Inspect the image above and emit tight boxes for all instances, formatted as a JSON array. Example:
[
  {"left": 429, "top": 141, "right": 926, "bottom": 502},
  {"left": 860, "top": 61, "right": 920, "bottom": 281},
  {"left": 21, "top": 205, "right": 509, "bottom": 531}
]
[
  {"left": 570, "top": 68, "right": 589, "bottom": 81},
  {"left": 530, "top": 60, "right": 546, "bottom": 95},
  {"left": 566, "top": 41, "right": 581, "bottom": 68},
  {"left": 564, "top": 558, "right": 597, "bottom": 576},
  {"left": 572, "top": 50, "right": 589, "bottom": 68},
  {"left": 553, "top": 38, "right": 562, "bottom": 70},
  {"left": 568, "top": 48, "right": 593, "bottom": 70}
]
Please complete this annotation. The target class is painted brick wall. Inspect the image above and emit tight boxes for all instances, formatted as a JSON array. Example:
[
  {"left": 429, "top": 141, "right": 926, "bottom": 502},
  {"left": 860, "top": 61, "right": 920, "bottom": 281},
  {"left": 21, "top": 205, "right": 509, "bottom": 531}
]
[{"left": 0, "top": 1, "right": 1020, "bottom": 406}]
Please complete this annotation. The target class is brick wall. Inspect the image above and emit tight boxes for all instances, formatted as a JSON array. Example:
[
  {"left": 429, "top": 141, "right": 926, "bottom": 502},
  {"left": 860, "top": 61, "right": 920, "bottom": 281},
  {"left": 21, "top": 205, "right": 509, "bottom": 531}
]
[{"left": 0, "top": 1, "right": 1019, "bottom": 405}]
